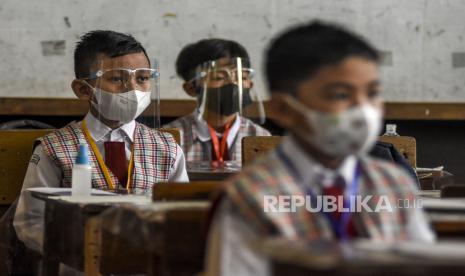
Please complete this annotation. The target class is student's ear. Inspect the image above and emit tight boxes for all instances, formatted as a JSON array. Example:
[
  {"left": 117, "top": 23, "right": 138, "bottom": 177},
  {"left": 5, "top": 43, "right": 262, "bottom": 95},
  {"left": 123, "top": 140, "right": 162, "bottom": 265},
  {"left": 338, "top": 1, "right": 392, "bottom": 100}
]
[
  {"left": 270, "top": 92, "right": 311, "bottom": 132},
  {"left": 182, "top": 81, "right": 198, "bottom": 97},
  {"left": 269, "top": 93, "right": 305, "bottom": 130},
  {"left": 248, "top": 81, "right": 254, "bottom": 89},
  {"left": 71, "top": 79, "right": 93, "bottom": 101}
]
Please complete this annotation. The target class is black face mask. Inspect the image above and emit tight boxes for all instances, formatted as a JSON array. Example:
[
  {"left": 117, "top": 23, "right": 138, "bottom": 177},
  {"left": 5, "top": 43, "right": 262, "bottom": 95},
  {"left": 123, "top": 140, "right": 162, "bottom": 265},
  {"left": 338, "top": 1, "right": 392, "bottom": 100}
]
[{"left": 197, "top": 84, "right": 253, "bottom": 116}]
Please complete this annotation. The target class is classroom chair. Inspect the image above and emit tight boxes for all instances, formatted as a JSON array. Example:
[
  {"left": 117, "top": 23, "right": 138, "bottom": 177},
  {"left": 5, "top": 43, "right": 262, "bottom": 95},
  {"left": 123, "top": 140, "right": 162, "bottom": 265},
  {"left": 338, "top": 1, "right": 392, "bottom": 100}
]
[
  {"left": 378, "top": 135, "right": 417, "bottom": 168},
  {"left": 242, "top": 135, "right": 417, "bottom": 168},
  {"left": 242, "top": 136, "right": 284, "bottom": 166},
  {"left": 159, "top": 128, "right": 181, "bottom": 145},
  {"left": 0, "top": 129, "right": 53, "bottom": 214}
]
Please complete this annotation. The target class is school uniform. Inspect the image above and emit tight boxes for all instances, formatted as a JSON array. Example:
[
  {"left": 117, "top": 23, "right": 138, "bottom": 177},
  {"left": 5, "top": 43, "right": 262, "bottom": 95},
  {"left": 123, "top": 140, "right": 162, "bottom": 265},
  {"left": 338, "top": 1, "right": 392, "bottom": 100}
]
[
  {"left": 205, "top": 135, "right": 435, "bottom": 276},
  {"left": 14, "top": 112, "right": 188, "bottom": 253},
  {"left": 163, "top": 110, "right": 271, "bottom": 163}
]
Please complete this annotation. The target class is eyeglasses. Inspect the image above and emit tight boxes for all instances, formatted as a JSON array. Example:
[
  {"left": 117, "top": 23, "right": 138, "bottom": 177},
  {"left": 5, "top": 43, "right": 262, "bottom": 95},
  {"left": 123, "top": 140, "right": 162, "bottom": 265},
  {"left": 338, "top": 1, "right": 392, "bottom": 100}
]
[
  {"left": 86, "top": 68, "right": 159, "bottom": 90},
  {"left": 192, "top": 68, "right": 254, "bottom": 85}
]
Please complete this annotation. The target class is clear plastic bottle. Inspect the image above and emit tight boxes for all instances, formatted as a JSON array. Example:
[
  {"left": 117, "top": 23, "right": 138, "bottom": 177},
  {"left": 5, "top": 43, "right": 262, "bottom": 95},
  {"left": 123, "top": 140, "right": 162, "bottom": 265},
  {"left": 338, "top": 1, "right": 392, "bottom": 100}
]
[
  {"left": 383, "top": 124, "right": 400, "bottom": 136},
  {"left": 71, "top": 144, "right": 92, "bottom": 197}
]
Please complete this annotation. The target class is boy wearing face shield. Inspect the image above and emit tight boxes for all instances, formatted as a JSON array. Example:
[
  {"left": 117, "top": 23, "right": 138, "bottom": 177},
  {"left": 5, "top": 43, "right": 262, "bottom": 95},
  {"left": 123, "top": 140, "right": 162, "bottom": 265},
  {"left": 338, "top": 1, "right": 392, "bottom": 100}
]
[
  {"left": 164, "top": 39, "right": 270, "bottom": 164},
  {"left": 14, "top": 30, "right": 188, "bottom": 254},
  {"left": 205, "top": 22, "right": 435, "bottom": 275}
]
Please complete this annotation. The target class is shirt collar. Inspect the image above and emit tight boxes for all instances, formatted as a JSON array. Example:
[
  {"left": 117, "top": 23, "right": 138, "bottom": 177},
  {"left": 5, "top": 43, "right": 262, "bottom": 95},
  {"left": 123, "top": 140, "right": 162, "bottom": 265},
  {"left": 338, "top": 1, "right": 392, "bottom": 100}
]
[
  {"left": 280, "top": 135, "right": 357, "bottom": 190},
  {"left": 83, "top": 112, "right": 136, "bottom": 142},
  {"left": 192, "top": 110, "right": 241, "bottom": 147}
]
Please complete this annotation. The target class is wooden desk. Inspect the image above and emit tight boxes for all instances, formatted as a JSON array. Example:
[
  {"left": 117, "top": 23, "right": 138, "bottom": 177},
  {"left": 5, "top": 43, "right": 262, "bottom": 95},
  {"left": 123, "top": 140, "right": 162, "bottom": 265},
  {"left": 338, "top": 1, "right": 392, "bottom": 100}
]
[
  {"left": 420, "top": 195, "right": 465, "bottom": 238},
  {"left": 429, "top": 212, "right": 465, "bottom": 237},
  {"left": 89, "top": 202, "right": 210, "bottom": 275},
  {"left": 187, "top": 161, "right": 240, "bottom": 181},
  {"left": 257, "top": 239, "right": 465, "bottom": 276},
  {"left": 30, "top": 192, "right": 151, "bottom": 276},
  {"left": 418, "top": 190, "right": 441, "bottom": 198}
]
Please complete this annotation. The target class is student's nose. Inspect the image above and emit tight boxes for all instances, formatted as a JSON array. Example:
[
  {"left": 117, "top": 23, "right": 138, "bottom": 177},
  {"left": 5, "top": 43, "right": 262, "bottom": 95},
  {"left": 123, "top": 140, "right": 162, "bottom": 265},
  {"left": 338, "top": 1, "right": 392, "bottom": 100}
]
[
  {"left": 353, "top": 90, "right": 369, "bottom": 106},
  {"left": 228, "top": 71, "right": 239, "bottom": 85},
  {"left": 126, "top": 74, "right": 138, "bottom": 91},
  {"left": 229, "top": 78, "right": 238, "bottom": 86},
  {"left": 224, "top": 75, "right": 237, "bottom": 86}
]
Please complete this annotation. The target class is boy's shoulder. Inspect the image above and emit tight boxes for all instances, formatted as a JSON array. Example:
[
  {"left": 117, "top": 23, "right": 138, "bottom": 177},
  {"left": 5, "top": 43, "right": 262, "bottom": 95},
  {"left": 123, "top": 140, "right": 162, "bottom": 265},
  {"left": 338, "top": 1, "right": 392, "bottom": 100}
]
[
  {"left": 225, "top": 151, "right": 289, "bottom": 196},
  {"left": 163, "top": 113, "right": 196, "bottom": 130},
  {"left": 238, "top": 116, "right": 271, "bottom": 136},
  {"left": 361, "top": 156, "right": 418, "bottom": 194},
  {"left": 225, "top": 154, "right": 417, "bottom": 197},
  {"left": 39, "top": 121, "right": 81, "bottom": 142},
  {"left": 222, "top": 151, "right": 296, "bottom": 233},
  {"left": 136, "top": 122, "right": 177, "bottom": 146}
]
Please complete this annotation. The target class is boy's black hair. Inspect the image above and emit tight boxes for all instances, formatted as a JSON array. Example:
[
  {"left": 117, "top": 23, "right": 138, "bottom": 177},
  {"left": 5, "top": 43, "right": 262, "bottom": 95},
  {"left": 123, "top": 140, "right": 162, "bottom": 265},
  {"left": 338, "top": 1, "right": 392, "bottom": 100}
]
[
  {"left": 265, "top": 21, "right": 379, "bottom": 93},
  {"left": 74, "top": 30, "right": 149, "bottom": 78},
  {"left": 175, "top": 38, "right": 250, "bottom": 81}
]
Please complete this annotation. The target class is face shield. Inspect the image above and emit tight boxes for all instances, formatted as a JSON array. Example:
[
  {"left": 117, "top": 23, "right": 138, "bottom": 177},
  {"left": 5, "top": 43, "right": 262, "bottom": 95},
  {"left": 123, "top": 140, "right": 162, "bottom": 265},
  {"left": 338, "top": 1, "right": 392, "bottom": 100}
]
[
  {"left": 88, "top": 56, "right": 160, "bottom": 129},
  {"left": 194, "top": 57, "right": 265, "bottom": 129}
]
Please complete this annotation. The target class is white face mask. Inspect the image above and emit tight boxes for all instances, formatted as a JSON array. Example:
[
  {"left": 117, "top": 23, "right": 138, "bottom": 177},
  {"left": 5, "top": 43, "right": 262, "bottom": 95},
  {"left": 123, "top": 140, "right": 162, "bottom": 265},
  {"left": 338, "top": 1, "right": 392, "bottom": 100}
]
[
  {"left": 297, "top": 103, "right": 382, "bottom": 158},
  {"left": 90, "top": 87, "right": 151, "bottom": 124}
]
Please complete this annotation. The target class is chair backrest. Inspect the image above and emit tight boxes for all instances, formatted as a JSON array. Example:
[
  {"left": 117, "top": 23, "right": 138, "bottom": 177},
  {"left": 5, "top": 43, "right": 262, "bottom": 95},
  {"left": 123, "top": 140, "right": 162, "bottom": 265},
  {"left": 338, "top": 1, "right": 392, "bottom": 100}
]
[
  {"left": 152, "top": 181, "right": 222, "bottom": 201},
  {"left": 242, "top": 135, "right": 417, "bottom": 168},
  {"left": 242, "top": 136, "right": 284, "bottom": 166},
  {"left": 378, "top": 136, "right": 417, "bottom": 168},
  {"left": 0, "top": 129, "right": 53, "bottom": 206},
  {"left": 159, "top": 128, "right": 181, "bottom": 145}
]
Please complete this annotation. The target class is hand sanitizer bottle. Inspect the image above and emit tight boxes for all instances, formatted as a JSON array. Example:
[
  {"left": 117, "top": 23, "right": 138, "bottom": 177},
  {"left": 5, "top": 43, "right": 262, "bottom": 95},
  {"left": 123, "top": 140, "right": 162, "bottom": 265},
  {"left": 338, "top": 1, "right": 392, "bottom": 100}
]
[
  {"left": 71, "top": 144, "right": 92, "bottom": 197},
  {"left": 383, "top": 124, "right": 400, "bottom": 136}
]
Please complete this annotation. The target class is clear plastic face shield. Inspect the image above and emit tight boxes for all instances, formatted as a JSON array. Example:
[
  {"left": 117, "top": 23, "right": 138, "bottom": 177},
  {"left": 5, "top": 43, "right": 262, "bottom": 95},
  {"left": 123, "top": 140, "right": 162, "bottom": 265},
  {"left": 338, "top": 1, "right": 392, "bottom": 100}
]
[
  {"left": 194, "top": 57, "right": 265, "bottom": 129},
  {"left": 86, "top": 54, "right": 160, "bottom": 129}
]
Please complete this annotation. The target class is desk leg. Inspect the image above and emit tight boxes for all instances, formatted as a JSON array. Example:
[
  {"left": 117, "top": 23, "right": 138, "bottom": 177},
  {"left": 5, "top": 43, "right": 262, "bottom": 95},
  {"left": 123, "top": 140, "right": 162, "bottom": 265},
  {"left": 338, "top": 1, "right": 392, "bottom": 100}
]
[
  {"left": 147, "top": 253, "right": 162, "bottom": 276},
  {"left": 42, "top": 203, "right": 59, "bottom": 276},
  {"left": 84, "top": 217, "right": 102, "bottom": 276}
]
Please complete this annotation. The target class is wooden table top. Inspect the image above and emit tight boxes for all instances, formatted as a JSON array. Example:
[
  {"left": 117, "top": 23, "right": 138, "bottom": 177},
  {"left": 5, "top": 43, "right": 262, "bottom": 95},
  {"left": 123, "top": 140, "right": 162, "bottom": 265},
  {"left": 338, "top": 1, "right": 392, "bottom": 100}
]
[{"left": 257, "top": 238, "right": 465, "bottom": 276}]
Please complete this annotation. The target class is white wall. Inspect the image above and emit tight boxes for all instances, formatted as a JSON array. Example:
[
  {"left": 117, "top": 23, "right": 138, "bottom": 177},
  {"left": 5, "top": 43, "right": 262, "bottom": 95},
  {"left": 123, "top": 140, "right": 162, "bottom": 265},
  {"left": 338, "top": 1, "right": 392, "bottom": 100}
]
[{"left": 0, "top": 0, "right": 464, "bottom": 101}]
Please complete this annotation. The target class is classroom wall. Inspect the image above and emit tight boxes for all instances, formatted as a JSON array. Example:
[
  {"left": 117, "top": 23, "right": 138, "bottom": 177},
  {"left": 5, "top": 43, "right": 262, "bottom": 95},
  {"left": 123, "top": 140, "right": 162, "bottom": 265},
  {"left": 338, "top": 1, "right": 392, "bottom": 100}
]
[
  {"left": 0, "top": 0, "right": 464, "bottom": 101},
  {"left": 1, "top": 1, "right": 465, "bottom": 182}
]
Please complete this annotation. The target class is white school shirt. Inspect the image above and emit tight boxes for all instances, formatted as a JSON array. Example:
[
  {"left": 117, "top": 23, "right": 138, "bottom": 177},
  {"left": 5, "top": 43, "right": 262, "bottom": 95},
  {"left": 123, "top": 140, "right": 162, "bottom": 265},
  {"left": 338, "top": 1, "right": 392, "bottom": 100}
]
[
  {"left": 13, "top": 112, "right": 189, "bottom": 253},
  {"left": 204, "top": 135, "right": 435, "bottom": 276}
]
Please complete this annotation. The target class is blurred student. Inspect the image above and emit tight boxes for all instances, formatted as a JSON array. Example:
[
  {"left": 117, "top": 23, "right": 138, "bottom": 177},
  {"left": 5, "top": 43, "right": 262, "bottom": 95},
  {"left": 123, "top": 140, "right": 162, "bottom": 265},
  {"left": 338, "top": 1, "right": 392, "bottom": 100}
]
[
  {"left": 164, "top": 39, "right": 270, "bottom": 164},
  {"left": 205, "top": 21, "right": 434, "bottom": 275},
  {"left": 14, "top": 30, "right": 188, "bottom": 254}
]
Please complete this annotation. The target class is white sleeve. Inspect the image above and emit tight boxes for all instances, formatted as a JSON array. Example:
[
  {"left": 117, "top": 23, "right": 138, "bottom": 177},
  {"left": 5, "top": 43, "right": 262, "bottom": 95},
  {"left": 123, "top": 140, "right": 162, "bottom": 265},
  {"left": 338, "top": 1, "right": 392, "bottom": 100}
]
[
  {"left": 168, "top": 144, "right": 189, "bottom": 182},
  {"left": 204, "top": 200, "right": 270, "bottom": 276},
  {"left": 13, "top": 144, "right": 62, "bottom": 253}
]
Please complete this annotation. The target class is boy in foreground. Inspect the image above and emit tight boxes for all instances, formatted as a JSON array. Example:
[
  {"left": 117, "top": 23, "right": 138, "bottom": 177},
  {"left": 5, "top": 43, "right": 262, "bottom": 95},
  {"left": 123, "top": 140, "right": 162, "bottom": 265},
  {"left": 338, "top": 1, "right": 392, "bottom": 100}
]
[{"left": 205, "top": 21, "right": 434, "bottom": 275}]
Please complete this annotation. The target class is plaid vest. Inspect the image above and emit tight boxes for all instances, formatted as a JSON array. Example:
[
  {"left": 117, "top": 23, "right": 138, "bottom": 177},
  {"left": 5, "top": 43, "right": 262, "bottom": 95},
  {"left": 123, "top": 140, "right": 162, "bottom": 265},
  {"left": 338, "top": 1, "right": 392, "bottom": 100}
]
[
  {"left": 40, "top": 121, "right": 177, "bottom": 191},
  {"left": 164, "top": 113, "right": 271, "bottom": 163},
  {"left": 225, "top": 150, "right": 417, "bottom": 242}
]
